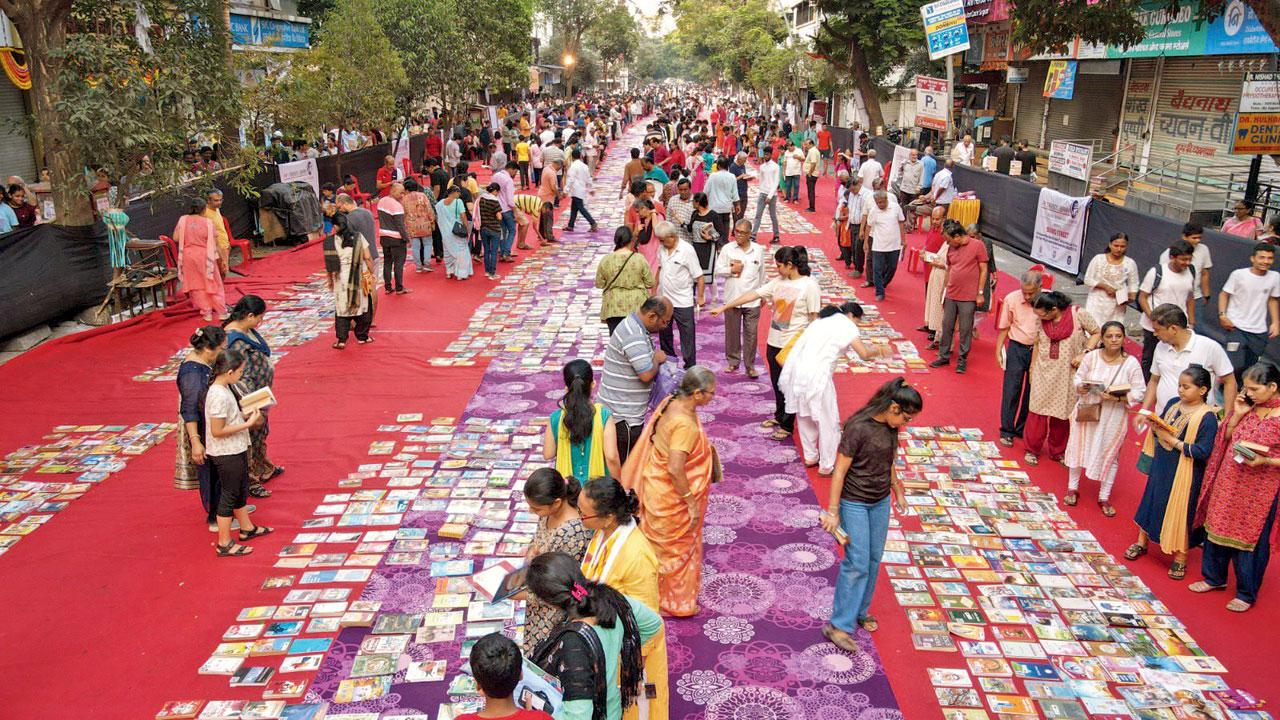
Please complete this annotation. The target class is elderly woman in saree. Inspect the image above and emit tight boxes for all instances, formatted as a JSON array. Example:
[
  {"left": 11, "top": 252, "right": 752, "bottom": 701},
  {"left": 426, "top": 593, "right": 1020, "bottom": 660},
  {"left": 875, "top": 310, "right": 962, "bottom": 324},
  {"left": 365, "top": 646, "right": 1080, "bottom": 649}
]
[
  {"left": 621, "top": 366, "right": 718, "bottom": 617},
  {"left": 435, "top": 184, "right": 472, "bottom": 280},
  {"left": 1190, "top": 360, "right": 1280, "bottom": 611},
  {"left": 779, "top": 302, "right": 885, "bottom": 476},
  {"left": 329, "top": 213, "right": 374, "bottom": 348}
]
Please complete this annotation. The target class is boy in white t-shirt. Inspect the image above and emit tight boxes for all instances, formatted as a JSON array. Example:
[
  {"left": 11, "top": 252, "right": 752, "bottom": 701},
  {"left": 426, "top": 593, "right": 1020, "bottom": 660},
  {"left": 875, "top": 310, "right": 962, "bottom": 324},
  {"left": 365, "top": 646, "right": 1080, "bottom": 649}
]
[
  {"left": 1139, "top": 240, "right": 1198, "bottom": 379},
  {"left": 1219, "top": 241, "right": 1280, "bottom": 381},
  {"left": 1158, "top": 222, "right": 1212, "bottom": 302}
]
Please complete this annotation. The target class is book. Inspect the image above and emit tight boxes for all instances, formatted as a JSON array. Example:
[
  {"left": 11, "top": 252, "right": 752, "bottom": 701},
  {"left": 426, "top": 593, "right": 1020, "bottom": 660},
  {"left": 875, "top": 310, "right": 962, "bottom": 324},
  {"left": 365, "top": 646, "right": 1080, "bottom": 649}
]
[
  {"left": 240, "top": 701, "right": 287, "bottom": 720},
  {"left": 230, "top": 665, "right": 275, "bottom": 687},
  {"left": 263, "top": 678, "right": 308, "bottom": 700},
  {"left": 156, "top": 700, "right": 204, "bottom": 719},
  {"left": 1233, "top": 441, "right": 1270, "bottom": 461},
  {"left": 239, "top": 387, "right": 277, "bottom": 413},
  {"left": 1105, "top": 383, "right": 1131, "bottom": 397},
  {"left": 1137, "top": 408, "right": 1177, "bottom": 434},
  {"left": 467, "top": 559, "right": 526, "bottom": 603},
  {"left": 198, "top": 701, "right": 246, "bottom": 720}
]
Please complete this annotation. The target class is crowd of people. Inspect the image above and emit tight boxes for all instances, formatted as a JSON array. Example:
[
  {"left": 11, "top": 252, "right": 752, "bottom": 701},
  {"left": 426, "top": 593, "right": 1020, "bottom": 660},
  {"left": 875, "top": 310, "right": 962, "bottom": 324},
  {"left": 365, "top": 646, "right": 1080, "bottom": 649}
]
[{"left": 154, "top": 85, "right": 1280, "bottom": 720}]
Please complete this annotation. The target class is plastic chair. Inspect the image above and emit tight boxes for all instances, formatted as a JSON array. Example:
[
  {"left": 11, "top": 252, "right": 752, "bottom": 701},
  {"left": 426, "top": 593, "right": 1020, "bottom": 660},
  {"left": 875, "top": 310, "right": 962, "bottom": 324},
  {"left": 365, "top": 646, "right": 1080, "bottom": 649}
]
[
  {"left": 905, "top": 246, "right": 921, "bottom": 273},
  {"left": 229, "top": 236, "right": 253, "bottom": 269},
  {"left": 158, "top": 234, "right": 181, "bottom": 301}
]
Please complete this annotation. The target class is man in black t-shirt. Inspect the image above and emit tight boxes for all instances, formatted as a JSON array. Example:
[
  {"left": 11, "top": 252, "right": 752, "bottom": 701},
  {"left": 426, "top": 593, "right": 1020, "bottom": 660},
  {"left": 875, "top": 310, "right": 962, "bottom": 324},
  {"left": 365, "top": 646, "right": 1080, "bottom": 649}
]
[
  {"left": 991, "top": 136, "right": 1017, "bottom": 175},
  {"left": 1015, "top": 140, "right": 1038, "bottom": 182}
]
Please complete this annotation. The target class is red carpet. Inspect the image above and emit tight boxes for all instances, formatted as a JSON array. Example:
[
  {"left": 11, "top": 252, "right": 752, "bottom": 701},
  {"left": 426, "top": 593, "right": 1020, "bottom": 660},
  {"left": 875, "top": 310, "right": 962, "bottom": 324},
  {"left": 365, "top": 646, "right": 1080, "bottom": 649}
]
[{"left": 791, "top": 171, "right": 1280, "bottom": 718}]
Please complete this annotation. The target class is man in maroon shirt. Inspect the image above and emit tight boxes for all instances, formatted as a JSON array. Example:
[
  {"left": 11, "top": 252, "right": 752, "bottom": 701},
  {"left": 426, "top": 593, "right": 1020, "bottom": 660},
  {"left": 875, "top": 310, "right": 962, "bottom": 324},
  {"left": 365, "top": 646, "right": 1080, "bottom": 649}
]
[
  {"left": 929, "top": 219, "right": 988, "bottom": 374},
  {"left": 375, "top": 155, "right": 401, "bottom": 198},
  {"left": 424, "top": 132, "right": 443, "bottom": 164}
]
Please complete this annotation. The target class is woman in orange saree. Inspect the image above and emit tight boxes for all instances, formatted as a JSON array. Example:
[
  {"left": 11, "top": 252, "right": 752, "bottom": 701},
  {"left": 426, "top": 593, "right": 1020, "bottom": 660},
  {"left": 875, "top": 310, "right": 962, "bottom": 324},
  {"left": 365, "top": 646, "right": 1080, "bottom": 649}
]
[{"left": 622, "top": 366, "right": 719, "bottom": 617}]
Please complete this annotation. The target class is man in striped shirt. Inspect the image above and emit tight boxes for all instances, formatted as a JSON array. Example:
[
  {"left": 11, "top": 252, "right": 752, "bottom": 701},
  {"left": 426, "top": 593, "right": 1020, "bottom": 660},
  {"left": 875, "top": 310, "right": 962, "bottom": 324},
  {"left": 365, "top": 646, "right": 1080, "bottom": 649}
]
[
  {"left": 598, "top": 296, "right": 673, "bottom": 463},
  {"left": 512, "top": 193, "right": 548, "bottom": 249},
  {"left": 376, "top": 182, "right": 410, "bottom": 294}
]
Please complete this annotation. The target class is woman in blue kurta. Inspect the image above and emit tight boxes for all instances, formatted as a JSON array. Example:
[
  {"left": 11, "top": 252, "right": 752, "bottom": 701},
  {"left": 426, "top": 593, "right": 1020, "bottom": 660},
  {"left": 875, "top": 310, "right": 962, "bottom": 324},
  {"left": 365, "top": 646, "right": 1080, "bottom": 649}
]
[
  {"left": 1131, "top": 364, "right": 1219, "bottom": 580},
  {"left": 543, "top": 359, "right": 622, "bottom": 481}
]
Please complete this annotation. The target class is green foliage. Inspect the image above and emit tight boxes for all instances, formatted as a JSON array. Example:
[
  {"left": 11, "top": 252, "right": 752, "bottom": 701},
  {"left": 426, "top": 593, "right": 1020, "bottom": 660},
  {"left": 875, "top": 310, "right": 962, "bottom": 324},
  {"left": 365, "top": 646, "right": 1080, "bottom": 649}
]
[
  {"left": 630, "top": 34, "right": 703, "bottom": 83},
  {"left": 1004, "top": 0, "right": 1274, "bottom": 55},
  {"left": 672, "top": 0, "right": 787, "bottom": 84},
  {"left": 588, "top": 2, "right": 640, "bottom": 67},
  {"left": 540, "top": 33, "right": 602, "bottom": 88},
  {"left": 537, "top": 0, "right": 610, "bottom": 91},
  {"left": 53, "top": 0, "right": 260, "bottom": 205},
  {"left": 812, "top": 0, "right": 926, "bottom": 84}
]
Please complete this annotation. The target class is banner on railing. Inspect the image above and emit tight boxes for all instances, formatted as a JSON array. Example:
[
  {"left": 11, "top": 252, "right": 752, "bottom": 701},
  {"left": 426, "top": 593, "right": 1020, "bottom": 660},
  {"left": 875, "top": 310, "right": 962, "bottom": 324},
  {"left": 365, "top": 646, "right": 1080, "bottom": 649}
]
[{"left": 1031, "top": 188, "right": 1090, "bottom": 274}]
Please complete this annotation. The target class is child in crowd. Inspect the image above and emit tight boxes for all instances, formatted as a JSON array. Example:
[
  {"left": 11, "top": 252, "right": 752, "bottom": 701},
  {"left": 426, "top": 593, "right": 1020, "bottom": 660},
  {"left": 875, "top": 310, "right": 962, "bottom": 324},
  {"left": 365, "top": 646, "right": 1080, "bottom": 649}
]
[{"left": 455, "top": 633, "right": 552, "bottom": 720}]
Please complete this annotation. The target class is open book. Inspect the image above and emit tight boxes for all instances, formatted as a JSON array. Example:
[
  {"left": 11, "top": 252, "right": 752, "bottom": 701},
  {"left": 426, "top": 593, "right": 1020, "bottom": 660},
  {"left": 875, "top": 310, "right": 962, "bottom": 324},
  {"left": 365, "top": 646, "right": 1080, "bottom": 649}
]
[
  {"left": 467, "top": 559, "right": 526, "bottom": 603},
  {"left": 1136, "top": 409, "right": 1176, "bottom": 435},
  {"left": 239, "top": 387, "right": 277, "bottom": 413}
]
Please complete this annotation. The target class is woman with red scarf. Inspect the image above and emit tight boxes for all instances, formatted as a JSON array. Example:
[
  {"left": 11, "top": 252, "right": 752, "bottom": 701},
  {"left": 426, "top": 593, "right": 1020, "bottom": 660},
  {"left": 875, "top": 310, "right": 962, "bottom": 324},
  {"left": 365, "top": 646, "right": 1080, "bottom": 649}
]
[
  {"left": 918, "top": 206, "right": 949, "bottom": 344},
  {"left": 1023, "top": 291, "right": 1100, "bottom": 466},
  {"left": 1190, "top": 360, "right": 1280, "bottom": 612}
]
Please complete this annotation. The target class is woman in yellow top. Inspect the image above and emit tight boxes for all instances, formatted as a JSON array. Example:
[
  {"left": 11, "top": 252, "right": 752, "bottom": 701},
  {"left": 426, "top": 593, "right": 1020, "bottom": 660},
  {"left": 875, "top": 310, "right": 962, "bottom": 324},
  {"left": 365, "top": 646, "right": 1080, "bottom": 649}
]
[
  {"left": 622, "top": 366, "right": 718, "bottom": 617},
  {"left": 579, "top": 476, "right": 668, "bottom": 720},
  {"left": 543, "top": 359, "right": 622, "bottom": 481}
]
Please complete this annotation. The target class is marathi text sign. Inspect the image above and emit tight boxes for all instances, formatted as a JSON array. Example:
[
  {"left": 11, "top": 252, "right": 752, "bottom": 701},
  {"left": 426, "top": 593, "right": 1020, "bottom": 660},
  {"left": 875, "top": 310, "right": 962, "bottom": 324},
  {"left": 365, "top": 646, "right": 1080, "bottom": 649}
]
[
  {"left": 1031, "top": 189, "right": 1090, "bottom": 274},
  {"left": 1240, "top": 72, "right": 1280, "bottom": 113},
  {"left": 915, "top": 76, "right": 950, "bottom": 131},
  {"left": 278, "top": 158, "right": 319, "bottom": 197},
  {"left": 921, "top": 0, "right": 970, "bottom": 60},
  {"left": 1231, "top": 113, "right": 1280, "bottom": 154},
  {"left": 1048, "top": 141, "right": 1093, "bottom": 181}
]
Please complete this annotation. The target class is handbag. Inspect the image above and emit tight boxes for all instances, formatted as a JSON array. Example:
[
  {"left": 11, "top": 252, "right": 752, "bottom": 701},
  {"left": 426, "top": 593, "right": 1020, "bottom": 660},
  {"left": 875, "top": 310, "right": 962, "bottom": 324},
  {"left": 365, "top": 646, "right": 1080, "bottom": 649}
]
[
  {"left": 1074, "top": 357, "right": 1124, "bottom": 423},
  {"left": 451, "top": 220, "right": 467, "bottom": 238}
]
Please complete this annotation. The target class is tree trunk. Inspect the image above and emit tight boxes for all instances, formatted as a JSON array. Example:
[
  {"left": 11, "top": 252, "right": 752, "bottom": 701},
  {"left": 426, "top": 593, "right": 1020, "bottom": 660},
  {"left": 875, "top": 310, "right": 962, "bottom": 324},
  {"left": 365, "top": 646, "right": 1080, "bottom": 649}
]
[
  {"left": 848, "top": 40, "right": 884, "bottom": 131},
  {"left": 10, "top": 3, "right": 93, "bottom": 225}
]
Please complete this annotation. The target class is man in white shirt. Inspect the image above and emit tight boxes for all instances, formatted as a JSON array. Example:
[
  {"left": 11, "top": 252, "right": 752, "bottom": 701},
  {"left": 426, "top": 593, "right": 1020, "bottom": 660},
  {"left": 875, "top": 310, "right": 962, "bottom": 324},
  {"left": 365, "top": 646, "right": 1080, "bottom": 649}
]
[
  {"left": 915, "top": 159, "right": 956, "bottom": 218},
  {"left": 860, "top": 191, "right": 907, "bottom": 301},
  {"left": 1141, "top": 304, "right": 1235, "bottom": 418},
  {"left": 704, "top": 157, "right": 739, "bottom": 246},
  {"left": 803, "top": 140, "right": 822, "bottom": 212},
  {"left": 563, "top": 148, "right": 598, "bottom": 233},
  {"left": 951, "top": 134, "right": 975, "bottom": 166},
  {"left": 1219, "top": 241, "right": 1280, "bottom": 381},
  {"left": 857, "top": 148, "right": 883, "bottom": 188},
  {"left": 843, "top": 176, "right": 873, "bottom": 278},
  {"left": 1159, "top": 222, "right": 1213, "bottom": 302},
  {"left": 751, "top": 153, "right": 781, "bottom": 243},
  {"left": 1138, "top": 240, "right": 1198, "bottom": 379},
  {"left": 783, "top": 144, "right": 804, "bottom": 203},
  {"left": 715, "top": 219, "right": 767, "bottom": 377},
  {"left": 445, "top": 135, "right": 462, "bottom": 177},
  {"left": 655, "top": 220, "right": 704, "bottom": 369}
]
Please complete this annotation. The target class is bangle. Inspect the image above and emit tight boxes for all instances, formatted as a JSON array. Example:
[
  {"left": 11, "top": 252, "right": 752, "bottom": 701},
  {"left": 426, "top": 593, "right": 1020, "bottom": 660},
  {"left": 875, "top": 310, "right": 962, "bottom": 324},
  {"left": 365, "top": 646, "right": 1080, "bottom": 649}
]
[{"left": 680, "top": 490, "right": 693, "bottom": 499}]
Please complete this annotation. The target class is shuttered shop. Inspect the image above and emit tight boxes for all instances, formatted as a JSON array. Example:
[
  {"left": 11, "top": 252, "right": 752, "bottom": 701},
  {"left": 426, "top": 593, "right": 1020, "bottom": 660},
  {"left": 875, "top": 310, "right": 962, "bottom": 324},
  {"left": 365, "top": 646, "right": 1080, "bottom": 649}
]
[
  {"left": 1118, "top": 58, "right": 1159, "bottom": 169},
  {"left": 1012, "top": 61, "right": 1124, "bottom": 149},
  {"left": 1147, "top": 56, "right": 1259, "bottom": 174},
  {"left": 0, "top": 83, "right": 35, "bottom": 181}
]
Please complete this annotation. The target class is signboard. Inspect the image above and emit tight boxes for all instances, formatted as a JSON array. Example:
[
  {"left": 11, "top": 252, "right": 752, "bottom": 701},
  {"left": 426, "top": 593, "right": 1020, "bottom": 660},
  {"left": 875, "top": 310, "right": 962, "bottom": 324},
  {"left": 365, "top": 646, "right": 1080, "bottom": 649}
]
[
  {"left": 278, "top": 158, "right": 319, "bottom": 196},
  {"left": 887, "top": 144, "right": 913, "bottom": 188},
  {"left": 921, "top": 0, "right": 970, "bottom": 60},
  {"left": 1043, "top": 60, "right": 1078, "bottom": 99},
  {"left": 1007, "top": 67, "right": 1029, "bottom": 83},
  {"left": 1031, "top": 189, "right": 1090, "bottom": 274},
  {"left": 1048, "top": 140, "right": 1093, "bottom": 181},
  {"left": 228, "top": 13, "right": 310, "bottom": 50},
  {"left": 1240, "top": 72, "right": 1280, "bottom": 112},
  {"left": 1103, "top": 0, "right": 1277, "bottom": 58},
  {"left": 915, "top": 75, "right": 950, "bottom": 131},
  {"left": 1231, "top": 113, "right": 1280, "bottom": 154}
]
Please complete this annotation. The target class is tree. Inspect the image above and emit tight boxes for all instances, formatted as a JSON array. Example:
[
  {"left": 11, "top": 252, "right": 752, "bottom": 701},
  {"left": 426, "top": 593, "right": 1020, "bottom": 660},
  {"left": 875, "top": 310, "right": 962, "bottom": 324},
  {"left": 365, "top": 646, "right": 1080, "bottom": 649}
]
[
  {"left": 587, "top": 2, "right": 640, "bottom": 86},
  {"left": 671, "top": 0, "right": 786, "bottom": 85},
  {"left": 811, "top": 0, "right": 927, "bottom": 129},
  {"left": 541, "top": 33, "right": 602, "bottom": 90},
  {"left": 1007, "top": 0, "right": 1280, "bottom": 55},
  {"left": 747, "top": 44, "right": 814, "bottom": 110},
  {"left": 537, "top": 0, "right": 610, "bottom": 94}
]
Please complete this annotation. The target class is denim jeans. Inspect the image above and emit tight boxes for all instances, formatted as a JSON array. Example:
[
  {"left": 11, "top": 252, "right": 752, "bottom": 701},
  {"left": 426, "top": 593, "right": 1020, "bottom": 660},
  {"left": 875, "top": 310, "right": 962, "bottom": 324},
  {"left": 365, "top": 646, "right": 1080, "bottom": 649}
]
[
  {"left": 480, "top": 228, "right": 500, "bottom": 276},
  {"left": 409, "top": 237, "right": 429, "bottom": 269},
  {"left": 751, "top": 192, "right": 779, "bottom": 239},
  {"left": 500, "top": 210, "right": 516, "bottom": 256},
  {"left": 870, "top": 249, "right": 900, "bottom": 298},
  {"left": 567, "top": 196, "right": 596, "bottom": 229},
  {"left": 830, "top": 495, "right": 891, "bottom": 632}
]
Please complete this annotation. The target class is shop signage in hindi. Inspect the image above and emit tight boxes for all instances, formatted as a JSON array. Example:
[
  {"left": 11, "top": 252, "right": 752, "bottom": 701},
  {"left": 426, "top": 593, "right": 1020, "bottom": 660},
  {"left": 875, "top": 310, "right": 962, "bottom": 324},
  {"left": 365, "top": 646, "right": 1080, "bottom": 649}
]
[
  {"left": 1043, "top": 60, "right": 1078, "bottom": 99},
  {"left": 1240, "top": 72, "right": 1280, "bottom": 113},
  {"left": 1031, "top": 188, "right": 1090, "bottom": 274},
  {"left": 915, "top": 75, "right": 951, "bottom": 131},
  {"left": 921, "top": 0, "right": 971, "bottom": 60},
  {"left": 1048, "top": 140, "right": 1093, "bottom": 181},
  {"left": 1231, "top": 112, "right": 1280, "bottom": 154}
]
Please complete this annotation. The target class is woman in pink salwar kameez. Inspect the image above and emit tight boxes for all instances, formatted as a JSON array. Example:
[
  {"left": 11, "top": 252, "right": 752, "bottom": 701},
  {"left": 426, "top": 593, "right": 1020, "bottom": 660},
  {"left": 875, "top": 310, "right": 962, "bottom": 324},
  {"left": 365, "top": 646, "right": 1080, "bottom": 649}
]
[{"left": 174, "top": 197, "right": 226, "bottom": 321}]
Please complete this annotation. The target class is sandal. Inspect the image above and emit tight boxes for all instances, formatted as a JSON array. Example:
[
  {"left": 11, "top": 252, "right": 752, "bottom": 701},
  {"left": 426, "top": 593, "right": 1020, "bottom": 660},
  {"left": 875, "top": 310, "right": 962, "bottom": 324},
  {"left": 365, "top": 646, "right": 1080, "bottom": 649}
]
[
  {"left": 240, "top": 525, "right": 274, "bottom": 541},
  {"left": 858, "top": 616, "right": 879, "bottom": 632},
  {"left": 1099, "top": 502, "right": 1116, "bottom": 517},
  {"left": 358, "top": 337, "right": 374, "bottom": 344},
  {"left": 822, "top": 623, "right": 859, "bottom": 652},
  {"left": 1188, "top": 581, "right": 1227, "bottom": 593},
  {"left": 249, "top": 484, "right": 272, "bottom": 498},
  {"left": 746, "top": 369, "right": 760, "bottom": 378},
  {"left": 216, "top": 541, "right": 253, "bottom": 557},
  {"left": 1226, "top": 598, "right": 1252, "bottom": 612},
  {"left": 761, "top": 419, "right": 780, "bottom": 429},
  {"left": 1024, "top": 453, "right": 1039, "bottom": 466},
  {"left": 332, "top": 341, "right": 346, "bottom": 349},
  {"left": 770, "top": 429, "right": 792, "bottom": 440},
  {"left": 1064, "top": 492, "right": 1078, "bottom": 506},
  {"left": 269, "top": 467, "right": 285, "bottom": 480},
  {"left": 1123, "top": 543, "right": 1148, "bottom": 560},
  {"left": 1168, "top": 562, "right": 1187, "bottom": 580}
]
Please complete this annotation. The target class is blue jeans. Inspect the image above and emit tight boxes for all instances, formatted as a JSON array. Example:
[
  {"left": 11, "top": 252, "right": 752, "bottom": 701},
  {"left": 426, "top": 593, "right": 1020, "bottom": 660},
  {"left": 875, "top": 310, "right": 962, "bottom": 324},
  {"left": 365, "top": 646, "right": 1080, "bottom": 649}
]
[
  {"left": 480, "top": 228, "right": 500, "bottom": 276},
  {"left": 409, "top": 237, "right": 429, "bottom": 269},
  {"left": 871, "top": 249, "right": 900, "bottom": 298},
  {"left": 829, "top": 495, "right": 891, "bottom": 632},
  {"left": 500, "top": 210, "right": 516, "bottom": 257},
  {"left": 567, "top": 196, "right": 596, "bottom": 229}
]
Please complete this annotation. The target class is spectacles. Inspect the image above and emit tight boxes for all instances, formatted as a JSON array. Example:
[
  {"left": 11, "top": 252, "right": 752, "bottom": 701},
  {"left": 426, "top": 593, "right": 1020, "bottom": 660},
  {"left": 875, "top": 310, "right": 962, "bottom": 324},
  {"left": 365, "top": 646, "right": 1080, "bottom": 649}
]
[{"left": 578, "top": 512, "right": 600, "bottom": 521}]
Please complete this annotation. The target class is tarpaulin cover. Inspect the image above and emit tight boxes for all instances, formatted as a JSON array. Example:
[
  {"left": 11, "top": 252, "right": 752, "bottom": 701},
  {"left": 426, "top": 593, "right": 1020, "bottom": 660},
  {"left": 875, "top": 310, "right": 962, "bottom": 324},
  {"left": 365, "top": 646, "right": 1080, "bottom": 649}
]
[{"left": 0, "top": 223, "right": 111, "bottom": 338}]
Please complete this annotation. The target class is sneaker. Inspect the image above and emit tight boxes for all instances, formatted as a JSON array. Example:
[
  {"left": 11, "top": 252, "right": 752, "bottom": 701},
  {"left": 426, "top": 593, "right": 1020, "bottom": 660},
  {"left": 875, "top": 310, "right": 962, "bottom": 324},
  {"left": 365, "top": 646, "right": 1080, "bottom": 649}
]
[
  {"left": 929, "top": 357, "right": 950, "bottom": 368},
  {"left": 956, "top": 359, "right": 967, "bottom": 374}
]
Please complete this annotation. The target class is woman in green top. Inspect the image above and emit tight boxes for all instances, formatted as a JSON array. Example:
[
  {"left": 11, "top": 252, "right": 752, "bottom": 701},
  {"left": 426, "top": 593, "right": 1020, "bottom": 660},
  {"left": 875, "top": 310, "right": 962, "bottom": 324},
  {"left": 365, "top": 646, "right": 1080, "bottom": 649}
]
[
  {"left": 528, "top": 552, "right": 662, "bottom": 720},
  {"left": 543, "top": 359, "right": 622, "bottom": 480},
  {"left": 595, "top": 227, "right": 655, "bottom": 334}
]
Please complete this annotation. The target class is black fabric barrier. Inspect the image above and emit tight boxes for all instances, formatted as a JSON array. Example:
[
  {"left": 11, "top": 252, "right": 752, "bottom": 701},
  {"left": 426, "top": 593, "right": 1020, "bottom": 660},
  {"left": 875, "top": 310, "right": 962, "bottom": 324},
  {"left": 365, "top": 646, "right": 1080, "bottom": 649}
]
[
  {"left": 952, "top": 165, "right": 1042, "bottom": 257},
  {"left": 125, "top": 172, "right": 267, "bottom": 242},
  {"left": 0, "top": 223, "right": 111, "bottom": 339}
]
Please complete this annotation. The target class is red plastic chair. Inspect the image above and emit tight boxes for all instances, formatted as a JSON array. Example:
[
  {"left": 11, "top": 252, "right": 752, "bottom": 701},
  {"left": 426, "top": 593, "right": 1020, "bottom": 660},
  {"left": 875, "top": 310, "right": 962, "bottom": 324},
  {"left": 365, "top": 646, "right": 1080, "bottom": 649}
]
[
  {"left": 229, "top": 236, "right": 253, "bottom": 268},
  {"left": 158, "top": 234, "right": 181, "bottom": 301},
  {"left": 349, "top": 178, "right": 371, "bottom": 204},
  {"left": 401, "top": 157, "right": 424, "bottom": 186}
]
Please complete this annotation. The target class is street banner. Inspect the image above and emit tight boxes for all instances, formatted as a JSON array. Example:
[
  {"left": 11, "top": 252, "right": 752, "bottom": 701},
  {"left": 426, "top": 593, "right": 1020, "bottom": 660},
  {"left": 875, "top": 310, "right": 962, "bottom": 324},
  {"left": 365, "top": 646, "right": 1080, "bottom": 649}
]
[
  {"left": 1043, "top": 60, "right": 1078, "bottom": 99},
  {"left": 921, "top": 0, "right": 970, "bottom": 60},
  {"left": 278, "top": 158, "right": 320, "bottom": 197},
  {"left": 1031, "top": 188, "right": 1090, "bottom": 274}
]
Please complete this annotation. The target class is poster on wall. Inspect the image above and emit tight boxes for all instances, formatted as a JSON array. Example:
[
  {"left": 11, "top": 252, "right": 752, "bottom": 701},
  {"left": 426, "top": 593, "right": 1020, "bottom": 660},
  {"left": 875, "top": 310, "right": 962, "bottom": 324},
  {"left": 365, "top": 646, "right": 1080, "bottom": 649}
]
[
  {"left": 1031, "top": 188, "right": 1090, "bottom": 274},
  {"left": 278, "top": 158, "right": 320, "bottom": 196},
  {"left": 1043, "top": 60, "right": 1078, "bottom": 99},
  {"left": 915, "top": 75, "right": 950, "bottom": 131}
]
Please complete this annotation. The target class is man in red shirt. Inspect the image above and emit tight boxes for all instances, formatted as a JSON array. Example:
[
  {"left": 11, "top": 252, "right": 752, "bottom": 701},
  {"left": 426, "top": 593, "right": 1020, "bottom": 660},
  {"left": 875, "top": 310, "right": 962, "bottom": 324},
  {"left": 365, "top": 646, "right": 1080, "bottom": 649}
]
[
  {"left": 662, "top": 142, "right": 685, "bottom": 172},
  {"left": 817, "top": 125, "right": 832, "bottom": 175},
  {"left": 424, "top": 132, "right": 443, "bottom": 164},
  {"left": 375, "top": 155, "right": 401, "bottom": 198},
  {"left": 930, "top": 220, "right": 988, "bottom": 374}
]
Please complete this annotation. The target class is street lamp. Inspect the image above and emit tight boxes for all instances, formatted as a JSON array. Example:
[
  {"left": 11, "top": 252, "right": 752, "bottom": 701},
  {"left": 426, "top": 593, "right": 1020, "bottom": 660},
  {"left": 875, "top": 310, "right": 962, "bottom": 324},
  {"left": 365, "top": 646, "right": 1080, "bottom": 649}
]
[{"left": 563, "top": 53, "right": 576, "bottom": 67}]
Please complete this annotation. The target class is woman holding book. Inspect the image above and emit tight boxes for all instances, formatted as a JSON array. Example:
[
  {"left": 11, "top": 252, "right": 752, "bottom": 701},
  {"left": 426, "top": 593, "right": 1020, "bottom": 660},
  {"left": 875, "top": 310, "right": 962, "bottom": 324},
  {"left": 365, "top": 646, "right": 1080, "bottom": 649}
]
[
  {"left": 224, "top": 295, "right": 280, "bottom": 497},
  {"left": 521, "top": 468, "right": 593, "bottom": 656},
  {"left": 1190, "top": 360, "right": 1280, "bottom": 610},
  {"left": 821, "top": 378, "right": 922, "bottom": 648},
  {"left": 919, "top": 207, "right": 949, "bottom": 345},
  {"left": 205, "top": 348, "right": 272, "bottom": 557},
  {"left": 528, "top": 552, "right": 663, "bottom": 720},
  {"left": 621, "top": 367, "right": 718, "bottom": 617},
  {"left": 1023, "top": 291, "right": 1100, "bottom": 466},
  {"left": 1063, "top": 321, "right": 1145, "bottom": 516},
  {"left": 543, "top": 360, "right": 622, "bottom": 481},
  {"left": 329, "top": 212, "right": 375, "bottom": 348},
  {"left": 1130, "top": 364, "right": 1218, "bottom": 580},
  {"left": 175, "top": 325, "right": 226, "bottom": 530},
  {"left": 1082, "top": 233, "right": 1139, "bottom": 324},
  {"left": 578, "top": 477, "right": 668, "bottom": 720}
]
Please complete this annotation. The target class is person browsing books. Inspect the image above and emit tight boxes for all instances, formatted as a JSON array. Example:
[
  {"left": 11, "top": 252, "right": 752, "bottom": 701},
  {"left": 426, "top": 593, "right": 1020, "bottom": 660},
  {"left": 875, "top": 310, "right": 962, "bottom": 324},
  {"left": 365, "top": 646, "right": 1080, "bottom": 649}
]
[
  {"left": 521, "top": 468, "right": 593, "bottom": 655},
  {"left": 456, "top": 633, "right": 553, "bottom": 720},
  {"left": 205, "top": 348, "right": 273, "bottom": 557}
]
